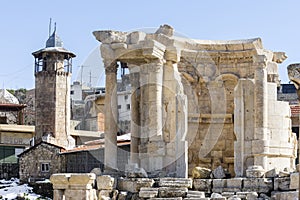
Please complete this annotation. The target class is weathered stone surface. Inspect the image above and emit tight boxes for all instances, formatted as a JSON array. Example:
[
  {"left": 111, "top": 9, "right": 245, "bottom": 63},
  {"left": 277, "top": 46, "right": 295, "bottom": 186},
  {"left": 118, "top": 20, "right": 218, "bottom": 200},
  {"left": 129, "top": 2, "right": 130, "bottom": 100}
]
[
  {"left": 289, "top": 172, "right": 298, "bottom": 190},
  {"left": 90, "top": 168, "right": 102, "bottom": 176},
  {"left": 246, "top": 166, "right": 265, "bottom": 178},
  {"left": 139, "top": 187, "right": 159, "bottom": 198},
  {"left": 243, "top": 178, "right": 273, "bottom": 193},
  {"left": 159, "top": 178, "right": 192, "bottom": 188},
  {"left": 274, "top": 177, "right": 290, "bottom": 191},
  {"left": 98, "top": 190, "right": 112, "bottom": 199},
  {"left": 117, "top": 178, "right": 154, "bottom": 193},
  {"left": 50, "top": 173, "right": 71, "bottom": 189},
  {"left": 125, "top": 165, "right": 148, "bottom": 178},
  {"left": 273, "top": 191, "right": 298, "bottom": 200},
  {"left": 97, "top": 175, "right": 115, "bottom": 190},
  {"left": 117, "top": 191, "right": 128, "bottom": 200},
  {"left": 193, "top": 179, "right": 212, "bottom": 193},
  {"left": 224, "top": 178, "right": 243, "bottom": 192},
  {"left": 212, "top": 166, "right": 226, "bottom": 179},
  {"left": 278, "top": 171, "right": 290, "bottom": 177},
  {"left": 65, "top": 189, "right": 97, "bottom": 200},
  {"left": 212, "top": 179, "right": 226, "bottom": 193},
  {"left": 265, "top": 168, "right": 279, "bottom": 178},
  {"left": 211, "top": 192, "right": 223, "bottom": 198},
  {"left": 159, "top": 187, "right": 188, "bottom": 198},
  {"left": 186, "top": 190, "right": 205, "bottom": 198},
  {"left": 192, "top": 167, "right": 211, "bottom": 179},
  {"left": 69, "top": 173, "right": 96, "bottom": 190}
]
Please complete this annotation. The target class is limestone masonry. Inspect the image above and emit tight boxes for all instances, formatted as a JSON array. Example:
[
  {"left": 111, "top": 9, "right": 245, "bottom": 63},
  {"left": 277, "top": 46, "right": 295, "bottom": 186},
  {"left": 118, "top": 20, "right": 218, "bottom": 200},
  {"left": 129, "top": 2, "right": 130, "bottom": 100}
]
[{"left": 92, "top": 24, "right": 296, "bottom": 178}]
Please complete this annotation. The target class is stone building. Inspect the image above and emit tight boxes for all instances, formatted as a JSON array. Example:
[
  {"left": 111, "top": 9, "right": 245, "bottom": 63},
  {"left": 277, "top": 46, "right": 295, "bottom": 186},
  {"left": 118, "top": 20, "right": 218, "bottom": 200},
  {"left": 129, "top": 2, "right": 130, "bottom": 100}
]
[
  {"left": 19, "top": 142, "right": 65, "bottom": 182},
  {"left": 93, "top": 24, "right": 297, "bottom": 178},
  {"left": 19, "top": 27, "right": 76, "bottom": 182}
]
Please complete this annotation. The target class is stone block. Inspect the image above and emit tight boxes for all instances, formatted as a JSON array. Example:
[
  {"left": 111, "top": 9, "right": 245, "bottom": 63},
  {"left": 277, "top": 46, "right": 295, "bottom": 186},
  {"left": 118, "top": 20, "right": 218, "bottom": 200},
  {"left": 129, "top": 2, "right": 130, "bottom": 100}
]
[
  {"left": 243, "top": 178, "right": 273, "bottom": 193},
  {"left": 289, "top": 172, "right": 299, "bottom": 190},
  {"left": 246, "top": 165, "right": 265, "bottom": 178},
  {"left": 212, "top": 166, "right": 226, "bottom": 179},
  {"left": 65, "top": 189, "right": 97, "bottom": 200},
  {"left": 274, "top": 177, "right": 290, "bottom": 191},
  {"left": 69, "top": 173, "right": 96, "bottom": 190},
  {"left": 212, "top": 179, "right": 226, "bottom": 193},
  {"left": 192, "top": 167, "right": 211, "bottom": 179},
  {"left": 50, "top": 173, "right": 71, "bottom": 189},
  {"left": 159, "top": 178, "right": 192, "bottom": 188},
  {"left": 274, "top": 191, "right": 298, "bottom": 200},
  {"left": 98, "top": 190, "right": 112, "bottom": 199},
  {"left": 224, "top": 178, "right": 243, "bottom": 192},
  {"left": 139, "top": 187, "right": 159, "bottom": 198},
  {"left": 186, "top": 191, "right": 205, "bottom": 198},
  {"left": 97, "top": 175, "right": 114, "bottom": 190},
  {"left": 193, "top": 179, "right": 212, "bottom": 193},
  {"left": 158, "top": 187, "right": 188, "bottom": 198},
  {"left": 117, "top": 178, "right": 154, "bottom": 193},
  {"left": 265, "top": 168, "right": 279, "bottom": 178},
  {"left": 221, "top": 192, "right": 235, "bottom": 198}
]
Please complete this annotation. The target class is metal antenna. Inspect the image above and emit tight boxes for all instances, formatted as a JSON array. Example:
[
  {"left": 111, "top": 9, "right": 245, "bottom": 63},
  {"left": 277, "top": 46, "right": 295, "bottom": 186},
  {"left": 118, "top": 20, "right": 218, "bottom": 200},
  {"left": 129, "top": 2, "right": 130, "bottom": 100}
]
[
  {"left": 49, "top": 18, "right": 52, "bottom": 37},
  {"left": 54, "top": 22, "right": 57, "bottom": 33}
]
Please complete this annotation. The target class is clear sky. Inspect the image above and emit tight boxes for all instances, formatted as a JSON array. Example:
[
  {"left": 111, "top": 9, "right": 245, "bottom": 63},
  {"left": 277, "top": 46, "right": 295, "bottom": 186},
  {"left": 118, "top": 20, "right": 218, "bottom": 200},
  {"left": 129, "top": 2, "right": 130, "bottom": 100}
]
[{"left": 0, "top": 0, "right": 299, "bottom": 89}]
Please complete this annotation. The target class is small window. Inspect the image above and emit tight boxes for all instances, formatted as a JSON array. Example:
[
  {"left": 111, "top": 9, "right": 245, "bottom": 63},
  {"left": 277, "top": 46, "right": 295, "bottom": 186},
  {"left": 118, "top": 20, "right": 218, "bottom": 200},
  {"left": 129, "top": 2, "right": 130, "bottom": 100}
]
[
  {"left": 41, "top": 163, "right": 50, "bottom": 172},
  {"left": 124, "top": 95, "right": 128, "bottom": 100},
  {"left": 70, "top": 91, "right": 74, "bottom": 95},
  {"left": 118, "top": 105, "right": 121, "bottom": 109},
  {"left": 126, "top": 104, "right": 130, "bottom": 110}
]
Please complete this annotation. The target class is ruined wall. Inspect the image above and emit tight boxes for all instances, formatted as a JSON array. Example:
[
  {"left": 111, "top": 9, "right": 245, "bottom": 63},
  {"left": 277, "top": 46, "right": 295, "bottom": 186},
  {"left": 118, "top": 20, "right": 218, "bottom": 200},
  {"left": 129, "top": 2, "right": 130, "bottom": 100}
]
[{"left": 94, "top": 24, "right": 296, "bottom": 178}]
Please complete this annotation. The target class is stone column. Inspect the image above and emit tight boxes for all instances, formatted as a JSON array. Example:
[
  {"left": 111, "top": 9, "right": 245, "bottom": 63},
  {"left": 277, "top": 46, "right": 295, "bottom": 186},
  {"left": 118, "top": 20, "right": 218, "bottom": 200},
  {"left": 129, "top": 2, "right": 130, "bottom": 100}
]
[
  {"left": 104, "top": 62, "right": 118, "bottom": 171},
  {"left": 139, "top": 60, "right": 165, "bottom": 172},
  {"left": 129, "top": 68, "right": 140, "bottom": 164},
  {"left": 253, "top": 56, "right": 269, "bottom": 169}
]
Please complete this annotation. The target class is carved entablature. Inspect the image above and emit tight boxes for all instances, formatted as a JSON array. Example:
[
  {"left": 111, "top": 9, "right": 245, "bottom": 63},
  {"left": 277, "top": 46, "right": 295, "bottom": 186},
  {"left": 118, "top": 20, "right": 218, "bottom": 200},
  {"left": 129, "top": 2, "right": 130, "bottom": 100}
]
[{"left": 94, "top": 25, "right": 282, "bottom": 85}]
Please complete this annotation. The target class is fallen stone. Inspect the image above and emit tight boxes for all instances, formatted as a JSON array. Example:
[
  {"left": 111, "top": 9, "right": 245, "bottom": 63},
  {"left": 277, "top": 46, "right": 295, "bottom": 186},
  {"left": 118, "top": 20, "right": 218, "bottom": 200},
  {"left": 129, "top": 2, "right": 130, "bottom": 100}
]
[
  {"left": 227, "top": 196, "right": 242, "bottom": 200},
  {"left": 90, "top": 168, "right": 102, "bottom": 176},
  {"left": 193, "top": 179, "right": 212, "bottom": 193},
  {"left": 68, "top": 173, "right": 96, "bottom": 190},
  {"left": 125, "top": 163, "right": 148, "bottom": 178},
  {"left": 192, "top": 167, "right": 211, "bottom": 179},
  {"left": 265, "top": 168, "right": 279, "bottom": 178},
  {"left": 139, "top": 187, "right": 159, "bottom": 198},
  {"left": 278, "top": 171, "right": 290, "bottom": 177},
  {"left": 186, "top": 190, "right": 205, "bottom": 198},
  {"left": 159, "top": 187, "right": 188, "bottom": 198},
  {"left": 159, "top": 178, "right": 192, "bottom": 188},
  {"left": 246, "top": 165, "right": 265, "bottom": 178},
  {"left": 97, "top": 175, "right": 114, "bottom": 190},
  {"left": 273, "top": 191, "right": 298, "bottom": 200},
  {"left": 117, "top": 178, "right": 154, "bottom": 193},
  {"left": 243, "top": 178, "right": 273, "bottom": 193},
  {"left": 98, "top": 190, "right": 112, "bottom": 199},
  {"left": 224, "top": 178, "right": 242, "bottom": 192},
  {"left": 274, "top": 177, "right": 290, "bottom": 191},
  {"left": 211, "top": 192, "right": 223, "bottom": 198},
  {"left": 212, "top": 166, "right": 226, "bottom": 179}
]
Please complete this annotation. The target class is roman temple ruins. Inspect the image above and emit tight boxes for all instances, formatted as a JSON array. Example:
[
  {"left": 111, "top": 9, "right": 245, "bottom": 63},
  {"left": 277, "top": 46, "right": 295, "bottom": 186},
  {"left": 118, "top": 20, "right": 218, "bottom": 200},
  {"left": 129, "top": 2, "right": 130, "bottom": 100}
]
[{"left": 92, "top": 24, "right": 297, "bottom": 178}]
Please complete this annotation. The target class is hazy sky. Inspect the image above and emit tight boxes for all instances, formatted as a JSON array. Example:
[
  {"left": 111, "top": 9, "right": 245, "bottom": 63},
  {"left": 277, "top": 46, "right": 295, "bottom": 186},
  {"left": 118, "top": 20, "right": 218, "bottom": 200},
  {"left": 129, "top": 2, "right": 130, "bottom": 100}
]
[{"left": 0, "top": 0, "right": 299, "bottom": 89}]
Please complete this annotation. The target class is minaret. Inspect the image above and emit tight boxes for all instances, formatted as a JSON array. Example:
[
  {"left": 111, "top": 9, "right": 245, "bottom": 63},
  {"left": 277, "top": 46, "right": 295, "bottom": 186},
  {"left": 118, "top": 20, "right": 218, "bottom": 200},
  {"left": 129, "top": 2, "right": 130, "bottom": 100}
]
[{"left": 32, "top": 26, "right": 76, "bottom": 149}]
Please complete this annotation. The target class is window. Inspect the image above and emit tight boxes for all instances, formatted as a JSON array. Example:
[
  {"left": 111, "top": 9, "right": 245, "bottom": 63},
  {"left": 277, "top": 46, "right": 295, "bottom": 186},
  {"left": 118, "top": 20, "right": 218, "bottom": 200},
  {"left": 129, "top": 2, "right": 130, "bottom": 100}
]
[
  {"left": 118, "top": 105, "right": 121, "bottom": 109},
  {"left": 41, "top": 163, "right": 50, "bottom": 172},
  {"left": 70, "top": 90, "right": 74, "bottom": 95},
  {"left": 124, "top": 95, "right": 128, "bottom": 100},
  {"left": 126, "top": 104, "right": 130, "bottom": 110}
]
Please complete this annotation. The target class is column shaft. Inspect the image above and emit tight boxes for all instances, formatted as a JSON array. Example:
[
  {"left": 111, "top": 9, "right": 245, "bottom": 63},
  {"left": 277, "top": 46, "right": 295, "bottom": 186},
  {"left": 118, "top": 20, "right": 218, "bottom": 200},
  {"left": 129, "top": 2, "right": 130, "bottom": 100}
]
[{"left": 104, "top": 63, "right": 118, "bottom": 170}]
